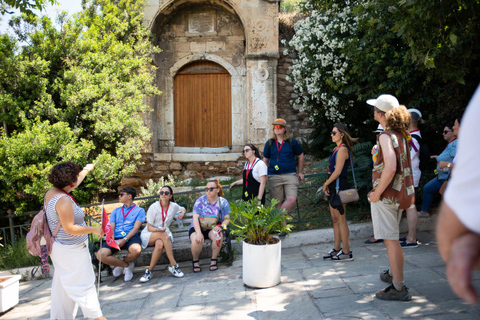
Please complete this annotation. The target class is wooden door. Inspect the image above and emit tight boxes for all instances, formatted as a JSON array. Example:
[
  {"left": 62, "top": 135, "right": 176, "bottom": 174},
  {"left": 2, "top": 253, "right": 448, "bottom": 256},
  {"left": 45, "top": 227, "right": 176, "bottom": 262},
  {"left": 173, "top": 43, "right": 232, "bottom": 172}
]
[{"left": 174, "top": 61, "right": 232, "bottom": 147}]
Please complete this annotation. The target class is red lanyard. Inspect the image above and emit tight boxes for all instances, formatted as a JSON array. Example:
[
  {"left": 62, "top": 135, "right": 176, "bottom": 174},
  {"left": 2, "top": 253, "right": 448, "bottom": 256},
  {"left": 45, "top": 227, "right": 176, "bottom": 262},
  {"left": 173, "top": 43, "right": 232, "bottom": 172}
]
[
  {"left": 276, "top": 140, "right": 285, "bottom": 160},
  {"left": 58, "top": 188, "right": 77, "bottom": 204},
  {"left": 122, "top": 204, "right": 136, "bottom": 228},
  {"left": 160, "top": 203, "right": 170, "bottom": 224},
  {"left": 245, "top": 159, "right": 257, "bottom": 187}
]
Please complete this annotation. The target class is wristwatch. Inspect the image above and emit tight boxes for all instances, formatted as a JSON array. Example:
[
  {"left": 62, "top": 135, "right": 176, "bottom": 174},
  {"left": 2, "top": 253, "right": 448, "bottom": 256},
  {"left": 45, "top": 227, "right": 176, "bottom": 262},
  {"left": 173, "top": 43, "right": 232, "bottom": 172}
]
[
  {"left": 447, "top": 163, "right": 451, "bottom": 168},
  {"left": 123, "top": 237, "right": 128, "bottom": 242}
]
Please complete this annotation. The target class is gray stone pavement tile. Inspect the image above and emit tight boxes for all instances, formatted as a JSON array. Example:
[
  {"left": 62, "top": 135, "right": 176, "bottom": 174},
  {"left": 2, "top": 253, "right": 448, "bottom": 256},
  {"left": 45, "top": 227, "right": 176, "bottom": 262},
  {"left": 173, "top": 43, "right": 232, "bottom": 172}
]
[
  {"left": 178, "top": 278, "right": 250, "bottom": 307},
  {"left": 281, "top": 257, "right": 314, "bottom": 270},
  {"left": 403, "top": 267, "right": 447, "bottom": 287},
  {"left": 373, "top": 287, "right": 442, "bottom": 318},
  {"left": 414, "top": 283, "right": 461, "bottom": 303},
  {"left": 18, "top": 278, "right": 52, "bottom": 305},
  {"left": 0, "top": 299, "right": 50, "bottom": 320},
  {"left": 315, "top": 293, "right": 375, "bottom": 315},
  {"left": 206, "top": 298, "right": 258, "bottom": 320},
  {"left": 136, "top": 305, "right": 207, "bottom": 320},
  {"left": 432, "top": 265, "right": 480, "bottom": 281},
  {"left": 402, "top": 312, "right": 476, "bottom": 320},
  {"left": 324, "top": 310, "right": 389, "bottom": 320},
  {"left": 301, "top": 267, "right": 349, "bottom": 298},
  {"left": 281, "top": 251, "right": 306, "bottom": 261},
  {"left": 342, "top": 273, "right": 384, "bottom": 294},
  {"left": 432, "top": 299, "right": 480, "bottom": 318},
  {"left": 251, "top": 283, "right": 323, "bottom": 320},
  {"left": 308, "top": 286, "right": 354, "bottom": 299},
  {"left": 280, "top": 269, "right": 304, "bottom": 283},
  {"left": 404, "top": 250, "right": 445, "bottom": 268},
  {"left": 301, "top": 243, "right": 335, "bottom": 260},
  {"left": 101, "top": 298, "right": 146, "bottom": 319},
  {"left": 133, "top": 282, "right": 184, "bottom": 315}
]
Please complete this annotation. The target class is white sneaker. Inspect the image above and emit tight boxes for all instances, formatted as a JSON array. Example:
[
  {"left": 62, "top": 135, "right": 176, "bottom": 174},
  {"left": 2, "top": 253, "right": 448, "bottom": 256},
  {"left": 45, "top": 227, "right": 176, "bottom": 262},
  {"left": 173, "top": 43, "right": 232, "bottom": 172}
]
[
  {"left": 112, "top": 266, "right": 124, "bottom": 277},
  {"left": 168, "top": 264, "right": 184, "bottom": 278},
  {"left": 139, "top": 269, "right": 153, "bottom": 283},
  {"left": 418, "top": 211, "right": 430, "bottom": 218},
  {"left": 124, "top": 262, "right": 134, "bottom": 281}
]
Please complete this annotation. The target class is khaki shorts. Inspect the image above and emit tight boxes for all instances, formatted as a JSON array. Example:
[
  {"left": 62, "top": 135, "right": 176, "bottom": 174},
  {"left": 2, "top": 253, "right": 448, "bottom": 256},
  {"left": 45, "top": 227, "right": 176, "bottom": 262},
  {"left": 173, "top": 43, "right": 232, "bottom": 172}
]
[
  {"left": 268, "top": 173, "right": 299, "bottom": 203},
  {"left": 371, "top": 200, "right": 402, "bottom": 240}
]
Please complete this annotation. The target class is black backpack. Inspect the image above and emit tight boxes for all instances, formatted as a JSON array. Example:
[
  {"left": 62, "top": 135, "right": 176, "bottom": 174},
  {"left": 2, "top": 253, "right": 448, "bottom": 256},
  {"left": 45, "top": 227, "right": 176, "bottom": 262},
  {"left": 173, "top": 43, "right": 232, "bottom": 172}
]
[{"left": 411, "top": 134, "right": 430, "bottom": 172}]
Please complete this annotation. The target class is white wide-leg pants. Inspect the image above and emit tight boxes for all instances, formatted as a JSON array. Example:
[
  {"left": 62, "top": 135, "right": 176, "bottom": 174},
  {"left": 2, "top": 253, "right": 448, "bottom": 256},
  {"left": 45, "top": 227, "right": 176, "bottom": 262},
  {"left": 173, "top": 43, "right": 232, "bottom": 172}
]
[{"left": 50, "top": 240, "right": 103, "bottom": 320}]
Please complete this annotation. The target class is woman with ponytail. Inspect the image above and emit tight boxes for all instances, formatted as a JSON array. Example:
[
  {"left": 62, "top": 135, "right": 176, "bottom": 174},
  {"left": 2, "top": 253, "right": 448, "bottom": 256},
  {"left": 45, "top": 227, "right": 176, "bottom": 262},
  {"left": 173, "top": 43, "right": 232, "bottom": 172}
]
[
  {"left": 189, "top": 179, "right": 231, "bottom": 272},
  {"left": 322, "top": 124, "right": 358, "bottom": 261},
  {"left": 230, "top": 144, "right": 268, "bottom": 205}
]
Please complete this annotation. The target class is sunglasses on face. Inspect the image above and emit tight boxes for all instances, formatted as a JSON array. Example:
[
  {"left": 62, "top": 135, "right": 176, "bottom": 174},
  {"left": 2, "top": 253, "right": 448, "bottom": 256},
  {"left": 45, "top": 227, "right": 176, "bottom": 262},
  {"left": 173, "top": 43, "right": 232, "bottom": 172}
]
[
  {"left": 159, "top": 191, "right": 171, "bottom": 196},
  {"left": 443, "top": 130, "right": 452, "bottom": 134},
  {"left": 118, "top": 193, "right": 127, "bottom": 197},
  {"left": 331, "top": 131, "right": 339, "bottom": 136},
  {"left": 243, "top": 148, "right": 252, "bottom": 153},
  {"left": 273, "top": 125, "right": 284, "bottom": 130},
  {"left": 205, "top": 187, "right": 218, "bottom": 192}
]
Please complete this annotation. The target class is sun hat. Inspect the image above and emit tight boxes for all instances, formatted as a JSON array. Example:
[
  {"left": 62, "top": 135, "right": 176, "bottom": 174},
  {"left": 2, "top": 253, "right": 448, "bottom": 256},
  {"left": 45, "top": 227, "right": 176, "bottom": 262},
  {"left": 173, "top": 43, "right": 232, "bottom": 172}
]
[{"left": 367, "top": 94, "right": 399, "bottom": 113}]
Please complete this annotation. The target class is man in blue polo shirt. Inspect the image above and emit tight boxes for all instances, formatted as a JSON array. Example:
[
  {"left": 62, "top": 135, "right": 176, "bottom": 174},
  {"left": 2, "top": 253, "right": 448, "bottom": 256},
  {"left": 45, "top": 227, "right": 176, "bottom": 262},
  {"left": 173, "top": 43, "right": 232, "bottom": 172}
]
[
  {"left": 263, "top": 119, "right": 304, "bottom": 236},
  {"left": 96, "top": 186, "right": 145, "bottom": 281}
]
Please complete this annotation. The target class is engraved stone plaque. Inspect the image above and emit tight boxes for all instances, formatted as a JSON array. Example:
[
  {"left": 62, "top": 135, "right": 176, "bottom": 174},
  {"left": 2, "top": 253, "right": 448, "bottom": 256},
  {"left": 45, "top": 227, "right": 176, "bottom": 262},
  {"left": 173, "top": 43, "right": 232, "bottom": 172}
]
[{"left": 188, "top": 12, "right": 215, "bottom": 34}]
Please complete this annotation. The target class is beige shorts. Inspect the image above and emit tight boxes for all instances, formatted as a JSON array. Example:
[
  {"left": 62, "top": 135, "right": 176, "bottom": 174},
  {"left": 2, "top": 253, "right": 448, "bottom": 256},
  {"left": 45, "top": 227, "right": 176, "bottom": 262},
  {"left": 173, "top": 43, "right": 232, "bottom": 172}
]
[
  {"left": 268, "top": 173, "right": 299, "bottom": 203},
  {"left": 371, "top": 200, "right": 402, "bottom": 240}
]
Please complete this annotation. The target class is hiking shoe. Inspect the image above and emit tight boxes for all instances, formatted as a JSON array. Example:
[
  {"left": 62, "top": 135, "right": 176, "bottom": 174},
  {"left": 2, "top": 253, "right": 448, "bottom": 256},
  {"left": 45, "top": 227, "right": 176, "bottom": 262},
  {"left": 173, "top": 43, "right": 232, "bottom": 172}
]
[
  {"left": 168, "top": 264, "right": 185, "bottom": 278},
  {"left": 139, "top": 269, "right": 153, "bottom": 283},
  {"left": 375, "top": 284, "right": 412, "bottom": 301},
  {"left": 332, "top": 250, "right": 354, "bottom": 261},
  {"left": 380, "top": 269, "right": 393, "bottom": 283},
  {"left": 418, "top": 211, "right": 430, "bottom": 218},
  {"left": 401, "top": 240, "right": 418, "bottom": 248},
  {"left": 323, "top": 248, "right": 341, "bottom": 260},
  {"left": 112, "top": 266, "right": 124, "bottom": 277},
  {"left": 124, "top": 262, "right": 134, "bottom": 282}
]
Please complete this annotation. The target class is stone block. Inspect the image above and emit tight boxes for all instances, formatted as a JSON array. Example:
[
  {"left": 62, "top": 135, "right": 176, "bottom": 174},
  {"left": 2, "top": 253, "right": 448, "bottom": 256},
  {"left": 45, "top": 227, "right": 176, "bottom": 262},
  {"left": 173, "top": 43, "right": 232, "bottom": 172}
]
[
  {"left": 169, "top": 162, "right": 183, "bottom": 170},
  {"left": 121, "top": 177, "right": 146, "bottom": 187},
  {"left": 172, "top": 170, "right": 182, "bottom": 176}
]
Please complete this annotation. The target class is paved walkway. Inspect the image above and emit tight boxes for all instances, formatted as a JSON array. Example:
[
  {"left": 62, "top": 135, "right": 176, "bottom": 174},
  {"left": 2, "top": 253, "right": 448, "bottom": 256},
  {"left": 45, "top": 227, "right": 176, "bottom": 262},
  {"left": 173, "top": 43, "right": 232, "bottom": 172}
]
[{"left": 2, "top": 230, "right": 479, "bottom": 320}]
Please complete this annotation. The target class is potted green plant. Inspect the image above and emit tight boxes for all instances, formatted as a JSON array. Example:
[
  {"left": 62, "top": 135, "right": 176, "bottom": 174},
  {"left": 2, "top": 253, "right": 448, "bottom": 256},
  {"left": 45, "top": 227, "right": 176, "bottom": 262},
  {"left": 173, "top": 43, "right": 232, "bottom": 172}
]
[{"left": 229, "top": 199, "right": 291, "bottom": 288}]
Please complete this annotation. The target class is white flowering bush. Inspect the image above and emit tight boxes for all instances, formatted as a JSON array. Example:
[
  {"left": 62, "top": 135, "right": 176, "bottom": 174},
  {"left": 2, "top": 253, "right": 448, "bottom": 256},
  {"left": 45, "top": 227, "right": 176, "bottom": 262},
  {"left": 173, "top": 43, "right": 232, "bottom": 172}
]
[{"left": 286, "top": 4, "right": 358, "bottom": 123}]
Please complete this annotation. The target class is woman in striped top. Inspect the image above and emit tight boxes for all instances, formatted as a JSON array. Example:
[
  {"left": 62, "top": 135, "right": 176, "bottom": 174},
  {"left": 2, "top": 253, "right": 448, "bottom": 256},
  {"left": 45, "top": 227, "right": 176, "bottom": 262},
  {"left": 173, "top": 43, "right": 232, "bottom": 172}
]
[{"left": 45, "top": 161, "right": 106, "bottom": 320}]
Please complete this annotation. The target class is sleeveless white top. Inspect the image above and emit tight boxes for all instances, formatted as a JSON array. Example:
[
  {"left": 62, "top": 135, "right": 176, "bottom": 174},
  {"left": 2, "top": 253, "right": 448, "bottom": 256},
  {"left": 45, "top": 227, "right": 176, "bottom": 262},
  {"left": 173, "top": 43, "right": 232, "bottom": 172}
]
[{"left": 46, "top": 194, "right": 88, "bottom": 245}]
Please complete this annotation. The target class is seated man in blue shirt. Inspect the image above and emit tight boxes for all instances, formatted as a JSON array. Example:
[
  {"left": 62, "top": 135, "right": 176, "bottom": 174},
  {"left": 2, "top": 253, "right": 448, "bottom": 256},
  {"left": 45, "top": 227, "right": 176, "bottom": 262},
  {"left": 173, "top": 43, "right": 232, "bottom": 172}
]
[{"left": 96, "top": 186, "right": 145, "bottom": 281}]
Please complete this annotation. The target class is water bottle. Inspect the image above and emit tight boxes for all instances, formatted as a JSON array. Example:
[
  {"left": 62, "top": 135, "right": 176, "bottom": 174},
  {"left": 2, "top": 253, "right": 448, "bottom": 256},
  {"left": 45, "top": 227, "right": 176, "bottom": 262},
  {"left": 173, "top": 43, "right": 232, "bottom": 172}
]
[
  {"left": 176, "top": 213, "right": 183, "bottom": 228},
  {"left": 213, "top": 229, "right": 222, "bottom": 246}
]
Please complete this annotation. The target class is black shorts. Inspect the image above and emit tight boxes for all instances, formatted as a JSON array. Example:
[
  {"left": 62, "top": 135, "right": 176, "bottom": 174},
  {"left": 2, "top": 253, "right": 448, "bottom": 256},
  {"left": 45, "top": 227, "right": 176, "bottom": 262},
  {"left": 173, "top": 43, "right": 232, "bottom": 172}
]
[
  {"left": 101, "top": 234, "right": 141, "bottom": 254},
  {"left": 188, "top": 228, "right": 211, "bottom": 239}
]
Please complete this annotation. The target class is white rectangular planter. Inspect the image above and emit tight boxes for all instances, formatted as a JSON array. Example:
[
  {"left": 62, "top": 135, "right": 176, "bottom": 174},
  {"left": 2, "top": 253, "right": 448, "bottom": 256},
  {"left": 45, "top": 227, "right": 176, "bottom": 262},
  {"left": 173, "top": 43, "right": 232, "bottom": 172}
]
[{"left": 0, "top": 275, "right": 21, "bottom": 312}]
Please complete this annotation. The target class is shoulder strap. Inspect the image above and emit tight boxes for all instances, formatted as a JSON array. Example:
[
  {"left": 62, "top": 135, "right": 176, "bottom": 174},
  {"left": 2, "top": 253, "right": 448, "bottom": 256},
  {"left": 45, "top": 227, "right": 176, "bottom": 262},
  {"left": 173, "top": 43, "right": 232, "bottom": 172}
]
[
  {"left": 48, "top": 193, "right": 68, "bottom": 237},
  {"left": 288, "top": 137, "right": 293, "bottom": 148},
  {"left": 335, "top": 147, "right": 357, "bottom": 191}
]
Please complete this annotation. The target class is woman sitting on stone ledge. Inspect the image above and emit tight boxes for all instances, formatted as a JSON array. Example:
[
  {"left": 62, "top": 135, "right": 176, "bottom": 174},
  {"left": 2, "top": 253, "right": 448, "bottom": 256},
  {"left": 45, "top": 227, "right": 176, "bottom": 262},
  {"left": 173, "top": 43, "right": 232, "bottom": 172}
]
[{"left": 139, "top": 186, "right": 186, "bottom": 282}]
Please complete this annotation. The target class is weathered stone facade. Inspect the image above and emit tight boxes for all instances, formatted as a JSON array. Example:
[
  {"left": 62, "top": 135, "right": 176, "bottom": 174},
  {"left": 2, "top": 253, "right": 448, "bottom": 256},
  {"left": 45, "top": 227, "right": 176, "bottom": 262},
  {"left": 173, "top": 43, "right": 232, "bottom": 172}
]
[{"left": 124, "top": 5, "right": 314, "bottom": 186}]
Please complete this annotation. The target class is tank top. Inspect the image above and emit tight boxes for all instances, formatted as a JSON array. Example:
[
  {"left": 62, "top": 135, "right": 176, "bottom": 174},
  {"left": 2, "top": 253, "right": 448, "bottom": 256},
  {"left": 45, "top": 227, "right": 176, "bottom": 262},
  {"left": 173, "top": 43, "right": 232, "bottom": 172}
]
[{"left": 46, "top": 194, "right": 88, "bottom": 245}]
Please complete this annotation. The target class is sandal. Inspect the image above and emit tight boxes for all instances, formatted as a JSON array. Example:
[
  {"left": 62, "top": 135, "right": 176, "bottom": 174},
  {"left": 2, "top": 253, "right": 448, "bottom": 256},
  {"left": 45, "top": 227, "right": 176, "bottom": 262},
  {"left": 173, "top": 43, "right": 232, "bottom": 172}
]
[
  {"left": 192, "top": 260, "right": 201, "bottom": 273},
  {"left": 209, "top": 258, "right": 218, "bottom": 271}
]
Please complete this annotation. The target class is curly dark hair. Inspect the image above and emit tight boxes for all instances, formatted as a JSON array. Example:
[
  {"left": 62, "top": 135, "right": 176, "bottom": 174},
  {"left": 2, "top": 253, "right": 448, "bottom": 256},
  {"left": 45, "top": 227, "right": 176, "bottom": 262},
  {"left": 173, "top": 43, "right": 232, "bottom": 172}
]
[{"left": 48, "top": 162, "right": 81, "bottom": 188}]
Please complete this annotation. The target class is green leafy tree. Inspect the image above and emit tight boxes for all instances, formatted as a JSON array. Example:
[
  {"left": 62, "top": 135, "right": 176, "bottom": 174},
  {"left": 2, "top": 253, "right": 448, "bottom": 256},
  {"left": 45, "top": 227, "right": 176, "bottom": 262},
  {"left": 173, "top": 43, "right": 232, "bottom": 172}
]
[
  {"left": 0, "top": 0, "right": 161, "bottom": 213},
  {"left": 1, "top": 0, "right": 57, "bottom": 15},
  {"left": 286, "top": 0, "right": 479, "bottom": 157}
]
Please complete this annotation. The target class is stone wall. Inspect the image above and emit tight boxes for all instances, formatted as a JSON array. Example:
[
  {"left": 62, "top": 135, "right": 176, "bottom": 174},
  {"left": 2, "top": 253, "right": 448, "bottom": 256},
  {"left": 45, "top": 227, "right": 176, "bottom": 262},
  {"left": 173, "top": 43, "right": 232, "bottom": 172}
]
[{"left": 277, "top": 12, "right": 313, "bottom": 143}]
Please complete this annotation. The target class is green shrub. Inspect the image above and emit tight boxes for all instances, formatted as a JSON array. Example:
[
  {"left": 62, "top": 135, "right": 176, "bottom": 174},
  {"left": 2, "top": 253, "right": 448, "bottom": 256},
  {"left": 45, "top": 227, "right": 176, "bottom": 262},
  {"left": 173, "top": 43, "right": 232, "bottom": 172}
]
[{"left": 0, "top": 237, "right": 39, "bottom": 270}]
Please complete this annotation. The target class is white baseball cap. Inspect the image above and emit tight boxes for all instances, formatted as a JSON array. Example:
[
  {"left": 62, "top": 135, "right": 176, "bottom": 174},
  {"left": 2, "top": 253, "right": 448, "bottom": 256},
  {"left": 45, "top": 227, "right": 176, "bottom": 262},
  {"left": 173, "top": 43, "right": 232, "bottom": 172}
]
[
  {"left": 367, "top": 94, "right": 399, "bottom": 113},
  {"left": 408, "top": 108, "right": 422, "bottom": 118}
]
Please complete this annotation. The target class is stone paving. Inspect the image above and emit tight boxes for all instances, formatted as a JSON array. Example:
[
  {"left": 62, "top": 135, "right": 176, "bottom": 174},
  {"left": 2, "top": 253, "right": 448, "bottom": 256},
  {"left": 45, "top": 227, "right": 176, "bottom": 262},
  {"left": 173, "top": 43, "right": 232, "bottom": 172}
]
[{"left": 1, "top": 230, "right": 480, "bottom": 320}]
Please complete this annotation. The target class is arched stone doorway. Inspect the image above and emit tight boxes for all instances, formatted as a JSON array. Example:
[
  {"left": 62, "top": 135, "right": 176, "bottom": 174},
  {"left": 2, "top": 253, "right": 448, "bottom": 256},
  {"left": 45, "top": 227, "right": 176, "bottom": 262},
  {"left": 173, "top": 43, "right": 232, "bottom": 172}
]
[{"left": 174, "top": 61, "right": 232, "bottom": 147}]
